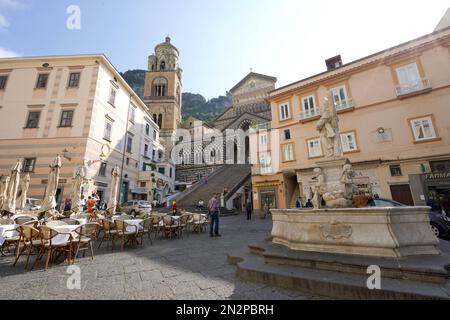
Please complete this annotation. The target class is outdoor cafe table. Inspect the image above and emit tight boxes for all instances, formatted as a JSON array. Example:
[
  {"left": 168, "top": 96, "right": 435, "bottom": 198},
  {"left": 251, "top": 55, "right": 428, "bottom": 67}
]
[
  {"left": 0, "top": 224, "right": 19, "bottom": 246},
  {"left": 111, "top": 217, "right": 143, "bottom": 233},
  {"left": 52, "top": 225, "right": 79, "bottom": 245}
]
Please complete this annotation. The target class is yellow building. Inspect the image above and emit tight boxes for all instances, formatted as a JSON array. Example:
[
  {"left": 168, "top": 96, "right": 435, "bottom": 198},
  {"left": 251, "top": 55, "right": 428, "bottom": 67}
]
[
  {"left": 0, "top": 54, "right": 164, "bottom": 206},
  {"left": 252, "top": 26, "right": 450, "bottom": 212}
]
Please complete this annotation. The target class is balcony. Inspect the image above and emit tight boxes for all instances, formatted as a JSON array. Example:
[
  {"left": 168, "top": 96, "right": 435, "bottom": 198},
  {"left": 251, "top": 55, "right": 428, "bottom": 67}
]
[
  {"left": 300, "top": 109, "right": 321, "bottom": 122},
  {"left": 334, "top": 98, "right": 355, "bottom": 113},
  {"left": 396, "top": 78, "right": 432, "bottom": 98},
  {"left": 253, "top": 122, "right": 271, "bottom": 131}
]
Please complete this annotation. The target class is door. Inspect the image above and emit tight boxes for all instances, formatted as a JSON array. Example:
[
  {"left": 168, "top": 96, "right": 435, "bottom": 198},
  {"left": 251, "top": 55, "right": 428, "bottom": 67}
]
[
  {"left": 260, "top": 190, "right": 277, "bottom": 210},
  {"left": 390, "top": 184, "right": 414, "bottom": 206}
]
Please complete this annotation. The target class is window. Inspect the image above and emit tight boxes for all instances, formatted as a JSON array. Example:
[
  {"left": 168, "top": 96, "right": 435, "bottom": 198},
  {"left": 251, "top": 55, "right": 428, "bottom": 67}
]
[
  {"left": 302, "top": 95, "right": 318, "bottom": 118},
  {"left": 282, "top": 143, "right": 294, "bottom": 162},
  {"left": 0, "top": 75, "right": 8, "bottom": 90},
  {"left": 144, "top": 144, "right": 149, "bottom": 157},
  {"left": 129, "top": 105, "right": 136, "bottom": 123},
  {"left": 158, "top": 167, "right": 165, "bottom": 175},
  {"left": 68, "top": 72, "right": 80, "bottom": 88},
  {"left": 430, "top": 161, "right": 450, "bottom": 173},
  {"left": 108, "top": 87, "right": 116, "bottom": 106},
  {"left": 259, "top": 134, "right": 267, "bottom": 145},
  {"left": 160, "top": 61, "right": 166, "bottom": 71},
  {"left": 126, "top": 157, "right": 130, "bottom": 166},
  {"left": 99, "top": 162, "right": 107, "bottom": 177},
  {"left": 153, "top": 77, "right": 167, "bottom": 97},
  {"left": 284, "top": 129, "right": 292, "bottom": 140},
  {"left": 140, "top": 182, "right": 147, "bottom": 188},
  {"left": 145, "top": 123, "right": 150, "bottom": 135},
  {"left": 410, "top": 116, "right": 437, "bottom": 141},
  {"left": 157, "top": 114, "right": 163, "bottom": 127},
  {"left": 331, "top": 86, "right": 349, "bottom": 110},
  {"left": 170, "top": 168, "right": 173, "bottom": 178},
  {"left": 396, "top": 63, "right": 421, "bottom": 89},
  {"left": 22, "top": 158, "right": 36, "bottom": 173},
  {"left": 153, "top": 130, "right": 157, "bottom": 140},
  {"left": 341, "top": 132, "right": 358, "bottom": 153},
  {"left": 390, "top": 165, "right": 402, "bottom": 177},
  {"left": 59, "top": 110, "right": 74, "bottom": 127},
  {"left": 126, "top": 134, "right": 133, "bottom": 153},
  {"left": 279, "top": 103, "right": 290, "bottom": 120},
  {"left": 259, "top": 152, "right": 272, "bottom": 174},
  {"left": 104, "top": 120, "right": 112, "bottom": 141},
  {"left": 307, "top": 139, "right": 322, "bottom": 158},
  {"left": 36, "top": 74, "right": 49, "bottom": 89},
  {"left": 25, "top": 111, "right": 41, "bottom": 128}
]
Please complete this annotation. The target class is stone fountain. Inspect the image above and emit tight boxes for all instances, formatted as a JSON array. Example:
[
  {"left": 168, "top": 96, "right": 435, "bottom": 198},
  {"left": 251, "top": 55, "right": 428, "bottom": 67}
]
[{"left": 228, "top": 93, "right": 449, "bottom": 299}]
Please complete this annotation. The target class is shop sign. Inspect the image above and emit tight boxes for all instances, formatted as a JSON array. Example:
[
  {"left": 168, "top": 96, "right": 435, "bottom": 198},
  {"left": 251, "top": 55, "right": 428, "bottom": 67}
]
[{"left": 425, "top": 172, "right": 450, "bottom": 180}]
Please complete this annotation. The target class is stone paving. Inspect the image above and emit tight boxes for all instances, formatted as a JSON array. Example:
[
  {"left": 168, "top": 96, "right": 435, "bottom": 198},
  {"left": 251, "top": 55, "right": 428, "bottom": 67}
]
[{"left": 0, "top": 215, "right": 321, "bottom": 300}]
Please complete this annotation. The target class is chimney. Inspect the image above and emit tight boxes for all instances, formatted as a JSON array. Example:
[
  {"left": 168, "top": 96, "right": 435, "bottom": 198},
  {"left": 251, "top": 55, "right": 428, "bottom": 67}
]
[{"left": 325, "top": 55, "right": 343, "bottom": 71}]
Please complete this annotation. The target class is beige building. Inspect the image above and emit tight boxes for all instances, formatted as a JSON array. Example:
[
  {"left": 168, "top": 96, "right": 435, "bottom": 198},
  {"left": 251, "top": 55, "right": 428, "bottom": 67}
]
[
  {"left": 252, "top": 25, "right": 450, "bottom": 212},
  {"left": 0, "top": 54, "right": 166, "bottom": 207}
]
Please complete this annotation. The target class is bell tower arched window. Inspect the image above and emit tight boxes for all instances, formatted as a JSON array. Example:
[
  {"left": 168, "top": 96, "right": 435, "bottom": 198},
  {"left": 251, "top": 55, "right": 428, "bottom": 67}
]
[
  {"left": 153, "top": 77, "right": 167, "bottom": 97},
  {"left": 160, "top": 61, "right": 166, "bottom": 71},
  {"left": 158, "top": 114, "right": 163, "bottom": 128}
]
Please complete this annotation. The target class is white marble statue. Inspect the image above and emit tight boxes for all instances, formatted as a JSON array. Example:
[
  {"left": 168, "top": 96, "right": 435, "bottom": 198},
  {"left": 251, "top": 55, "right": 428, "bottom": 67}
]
[
  {"left": 316, "top": 92, "right": 343, "bottom": 158},
  {"left": 340, "top": 164, "right": 357, "bottom": 200},
  {"left": 312, "top": 168, "right": 325, "bottom": 209}
]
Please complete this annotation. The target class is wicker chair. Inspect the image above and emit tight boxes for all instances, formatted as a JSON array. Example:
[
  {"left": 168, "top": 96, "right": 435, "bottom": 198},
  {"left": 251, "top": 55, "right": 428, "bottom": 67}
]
[
  {"left": 97, "top": 219, "right": 118, "bottom": 250},
  {"left": 177, "top": 214, "right": 191, "bottom": 238},
  {"left": 14, "top": 216, "right": 35, "bottom": 226},
  {"left": 72, "top": 223, "right": 100, "bottom": 263},
  {"left": 33, "top": 225, "right": 74, "bottom": 271},
  {"left": 13, "top": 225, "right": 41, "bottom": 270},
  {"left": 72, "top": 213, "right": 90, "bottom": 220},
  {"left": 162, "top": 215, "right": 178, "bottom": 239},
  {"left": 149, "top": 215, "right": 162, "bottom": 240},
  {"left": 115, "top": 219, "right": 139, "bottom": 251},
  {"left": 138, "top": 218, "right": 153, "bottom": 245}
]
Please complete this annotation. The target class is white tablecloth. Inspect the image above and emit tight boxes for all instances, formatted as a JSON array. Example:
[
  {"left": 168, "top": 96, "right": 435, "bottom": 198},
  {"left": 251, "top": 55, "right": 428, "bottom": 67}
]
[
  {"left": 52, "top": 225, "right": 79, "bottom": 245},
  {"left": 0, "top": 224, "right": 19, "bottom": 246},
  {"left": 74, "top": 218, "right": 88, "bottom": 226},
  {"left": 124, "top": 219, "right": 143, "bottom": 233}
]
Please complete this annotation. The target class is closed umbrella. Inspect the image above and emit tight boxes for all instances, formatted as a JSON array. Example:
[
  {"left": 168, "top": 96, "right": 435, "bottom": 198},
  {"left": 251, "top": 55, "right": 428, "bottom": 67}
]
[
  {"left": 39, "top": 155, "right": 62, "bottom": 218},
  {"left": 107, "top": 166, "right": 121, "bottom": 217},
  {"left": 0, "top": 176, "right": 10, "bottom": 211},
  {"left": 71, "top": 163, "right": 87, "bottom": 213},
  {"left": 2, "top": 160, "right": 22, "bottom": 216},
  {"left": 16, "top": 173, "right": 31, "bottom": 211}
]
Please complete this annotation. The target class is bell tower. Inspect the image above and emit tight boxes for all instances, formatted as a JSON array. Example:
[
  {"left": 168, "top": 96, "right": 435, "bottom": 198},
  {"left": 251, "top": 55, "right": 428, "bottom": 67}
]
[{"left": 144, "top": 36, "right": 183, "bottom": 158}]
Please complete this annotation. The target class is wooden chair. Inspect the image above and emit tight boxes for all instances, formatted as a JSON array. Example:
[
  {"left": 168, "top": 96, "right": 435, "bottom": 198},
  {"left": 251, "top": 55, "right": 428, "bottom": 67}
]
[
  {"left": 33, "top": 225, "right": 74, "bottom": 271},
  {"left": 72, "top": 223, "right": 100, "bottom": 263},
  {"left": 149, "top": 215, "right": 162, "bottom": 240},
  {"left": 115, "top": 219, "right": 139, "bottom": 251},
  {"left": 162, "top": 215, "right": 178, "bottom": 239},
  {"left": 97, "top": 219, "right": 118, "bottom": 250},
  {"left": 177, "top": 214, "right": 191, "bottom": 238},
  {"left": 13, "top": 225, "right": 41, "bottom": 270},
  {"left": 14, "top": 216, "right": 35, "bottom": 225},
  {"left": 138, "top": 218, "right": 153, "bottom": 245}
]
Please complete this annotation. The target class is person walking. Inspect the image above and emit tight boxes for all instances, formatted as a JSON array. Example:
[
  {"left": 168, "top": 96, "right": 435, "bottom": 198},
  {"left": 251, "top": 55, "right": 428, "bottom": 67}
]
[
  {"left": 208, "top": 193, "right": 221, "bottom": 237},
  {"left": 172, "top": 200, "right": 177, "bottom": 216},
  {"left": 246, "top": 201, "right": 253, "bottom": 220}
]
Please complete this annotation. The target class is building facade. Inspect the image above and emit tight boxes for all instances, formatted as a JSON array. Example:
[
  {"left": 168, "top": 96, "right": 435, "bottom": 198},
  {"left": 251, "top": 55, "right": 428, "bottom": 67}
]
[
  {"left": 0, "top": 54, "right": 168, "bottom": 208},
  {"left": 252, "top": 26, "right": 450, "bottom": 213}
]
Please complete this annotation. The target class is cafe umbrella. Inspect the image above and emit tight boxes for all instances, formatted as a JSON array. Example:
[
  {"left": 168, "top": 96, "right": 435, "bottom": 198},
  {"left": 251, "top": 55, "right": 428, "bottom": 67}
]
[{"left": 39, "top": 155, "right": 62, "bottom": 219}]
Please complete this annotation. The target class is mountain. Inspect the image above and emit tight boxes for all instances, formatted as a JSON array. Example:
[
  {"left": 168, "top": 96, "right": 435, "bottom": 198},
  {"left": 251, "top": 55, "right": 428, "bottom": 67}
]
[{"left": 120, "top": 69, "right": 231, "bottom": 125}]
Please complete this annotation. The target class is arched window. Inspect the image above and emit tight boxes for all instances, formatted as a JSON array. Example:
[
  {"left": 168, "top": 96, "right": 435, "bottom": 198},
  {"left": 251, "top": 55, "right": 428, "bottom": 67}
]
[
  {"left": 151, "top": 64, "right": 155, "bottom": 71},
  {"left": 176, "top": 85, "right": 181, "bottom": 103},
  {"left": 153, "top": 114, "right": 157, "bottom": 123},
  {"left": 160, "top": 61, "right": 166, "bottom": 71},
  {"left": 153, "top": 77, "right": 167, "bottom": 97},
  {"left": 158, "top": 114, "right": 163, "bottom": 128}
]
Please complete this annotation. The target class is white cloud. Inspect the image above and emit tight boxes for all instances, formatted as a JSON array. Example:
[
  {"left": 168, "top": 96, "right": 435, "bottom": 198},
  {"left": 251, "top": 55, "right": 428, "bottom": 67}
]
[
  {"left": 0, "top": 47, "right": 19, "bottom": 58},
  {"left": 0, "top": 14, "right": 9, "bottom": 29},
  {"left": 0, "top": 0, "right": 25, "bottom": 9}
]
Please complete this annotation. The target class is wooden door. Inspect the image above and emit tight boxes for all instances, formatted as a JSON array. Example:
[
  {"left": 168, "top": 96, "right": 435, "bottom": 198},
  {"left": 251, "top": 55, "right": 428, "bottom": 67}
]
[{"left": 390, "top": 184, "right": 414, "bottom": 206}]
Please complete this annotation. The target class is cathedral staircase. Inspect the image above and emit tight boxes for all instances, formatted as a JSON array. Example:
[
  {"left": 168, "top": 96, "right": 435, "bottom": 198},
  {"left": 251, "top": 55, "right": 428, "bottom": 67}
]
[{"left": 177, "top": 164, "right": 252, "bottom": 213}]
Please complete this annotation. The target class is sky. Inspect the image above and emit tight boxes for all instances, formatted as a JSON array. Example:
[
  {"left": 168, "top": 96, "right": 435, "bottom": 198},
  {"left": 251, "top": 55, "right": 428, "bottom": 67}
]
[{"left": 0, "top": 0, "right": 449, "bottom": 98}]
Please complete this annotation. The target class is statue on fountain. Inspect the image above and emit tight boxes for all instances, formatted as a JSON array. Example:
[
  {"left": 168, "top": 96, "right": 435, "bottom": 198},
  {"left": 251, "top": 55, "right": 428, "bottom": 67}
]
[{"left": 316, "top": 93, "right": 343, "bottom": 159}]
